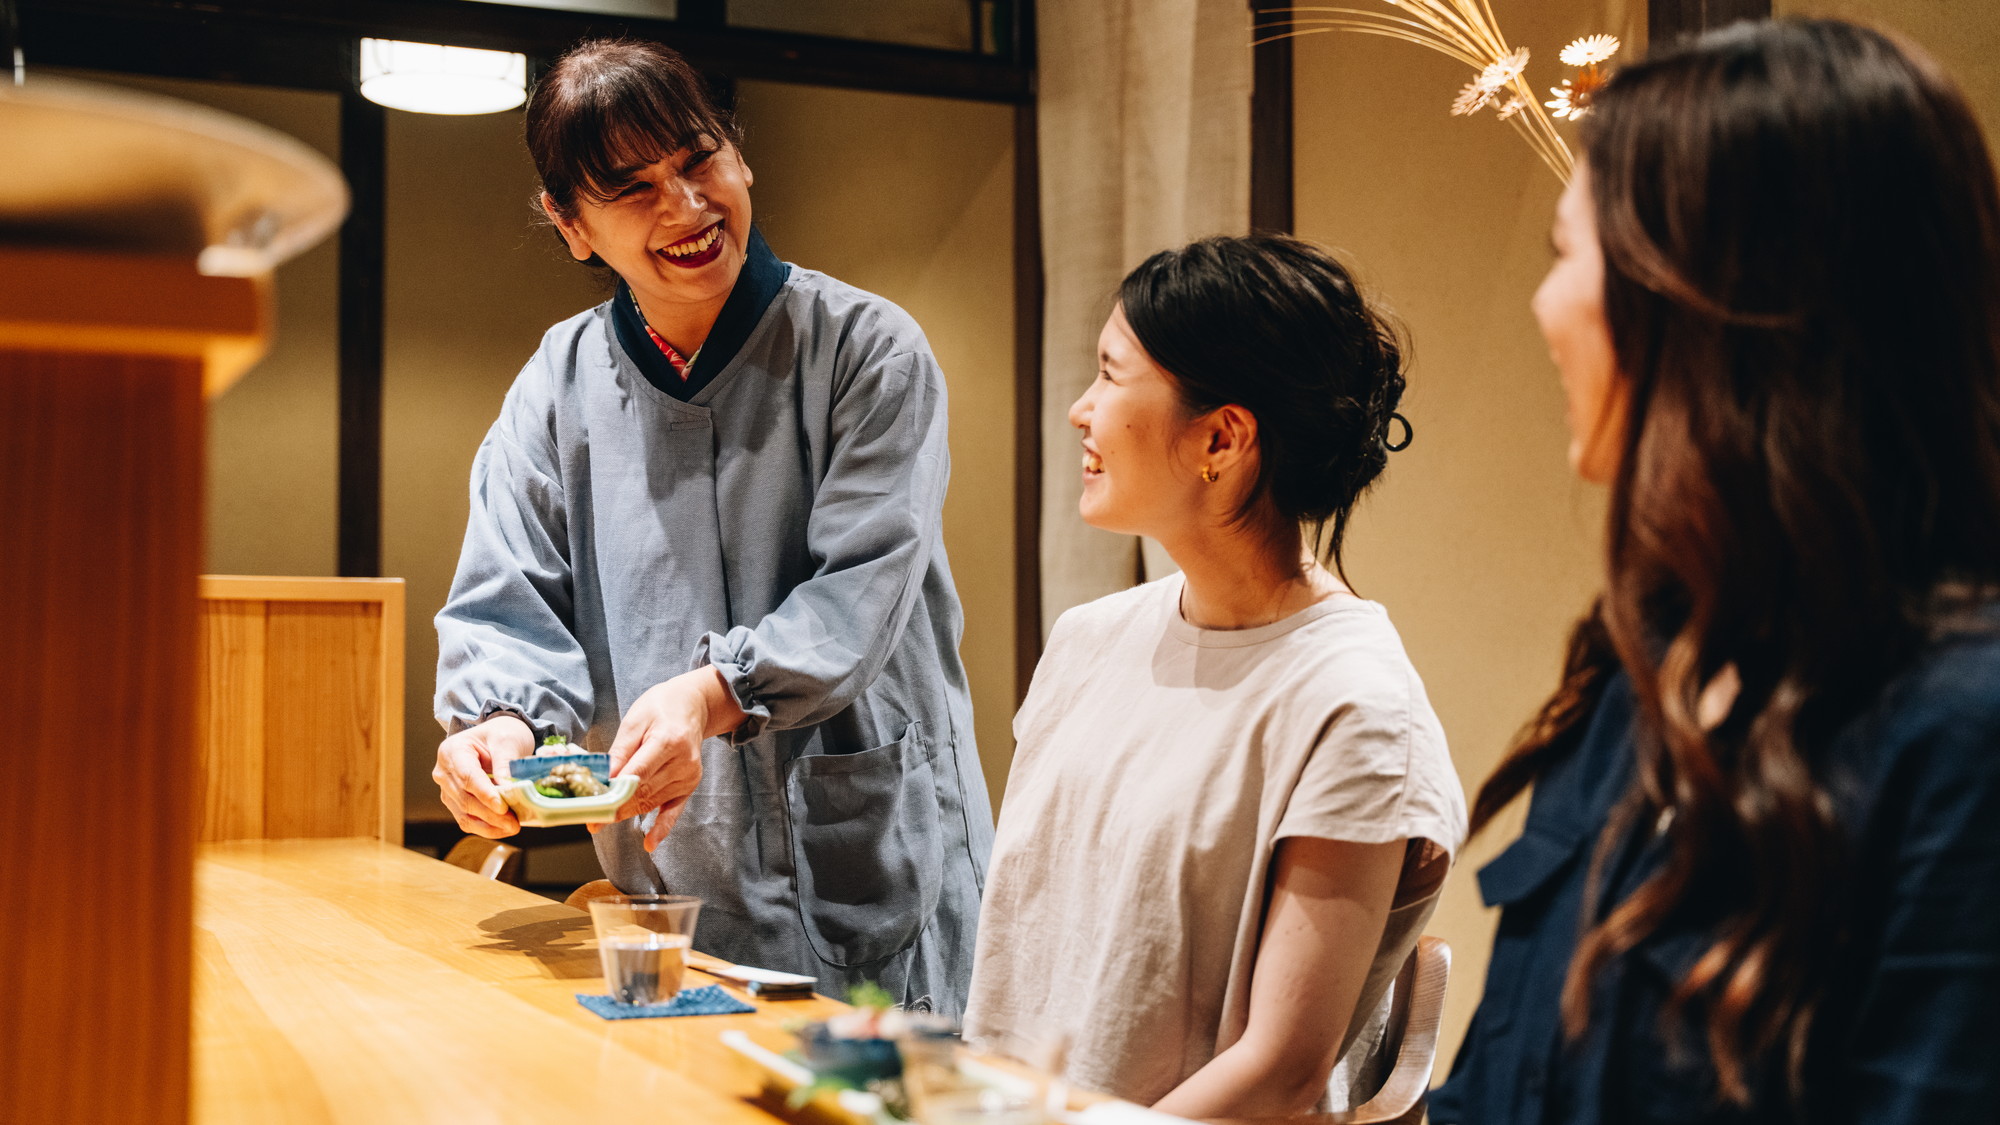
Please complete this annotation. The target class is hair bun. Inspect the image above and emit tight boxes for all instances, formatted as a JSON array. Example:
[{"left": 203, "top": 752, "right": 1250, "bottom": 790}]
[
  {"left": 1385, "top": 411, "right": 1414, "bottom": 452},
  {"left": 1118, "top": 234, "right": 1409, "bottom": 577}
]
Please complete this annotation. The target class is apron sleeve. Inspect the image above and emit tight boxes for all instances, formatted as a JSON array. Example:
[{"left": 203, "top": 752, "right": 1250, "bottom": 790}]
[
  {"left": 434, "top": 392, "right": 593, "bottom": 742},
  {"left": 696, "top": 348, "right": 948, "bottom": 741}
]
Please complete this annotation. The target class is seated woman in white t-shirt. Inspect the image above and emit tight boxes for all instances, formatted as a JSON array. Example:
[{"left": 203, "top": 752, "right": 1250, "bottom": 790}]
[{"left": 963, "top": 234, "right": 1467, "bottom": 1118}]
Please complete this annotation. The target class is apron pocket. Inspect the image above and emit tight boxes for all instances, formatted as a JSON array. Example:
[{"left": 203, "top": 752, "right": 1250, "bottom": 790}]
[{"left": 786, "top": 722, "right": 944, "bottom": 969}]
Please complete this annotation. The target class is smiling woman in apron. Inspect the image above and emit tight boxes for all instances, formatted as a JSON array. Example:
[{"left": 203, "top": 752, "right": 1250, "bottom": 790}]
[{"left": 429, "top": 39, "right": 992, "bottom": 1015}]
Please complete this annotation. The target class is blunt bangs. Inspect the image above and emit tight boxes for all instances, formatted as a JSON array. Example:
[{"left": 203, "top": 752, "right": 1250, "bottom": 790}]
[{"left": 526, "top": 39, "right": 739, "bottom": 213}]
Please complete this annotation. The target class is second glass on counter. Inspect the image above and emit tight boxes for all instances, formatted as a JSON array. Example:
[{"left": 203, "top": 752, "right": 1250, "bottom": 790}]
[{"left": 904, "top": 1028, "right": 1067, "bottom": 1125}]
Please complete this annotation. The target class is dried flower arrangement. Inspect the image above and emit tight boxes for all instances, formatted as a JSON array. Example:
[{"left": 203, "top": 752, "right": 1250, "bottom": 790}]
[{"left": 1255, "top": 4, "right": 1623, "bottom": 182}]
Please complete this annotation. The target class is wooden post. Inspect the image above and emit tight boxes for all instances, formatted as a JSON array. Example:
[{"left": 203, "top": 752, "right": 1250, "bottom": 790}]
[
  {"left": 1250, "top": 0, "right": 1295, "bottom": 234},
  {"left": 1014, "top": 97, "right": 1044, "bottom": 704},
  {"left": 0, "top": 249, "right": 266, "bottom": 1125},
  {"left": 337, "top": 91, "right": 386, "bottom": 579},
  {"left": 1649, "top": 0, "right": 1772, "bottom": 47},
  {"left": 0, "top": 71, "right": 340, "bottom": 1125}
]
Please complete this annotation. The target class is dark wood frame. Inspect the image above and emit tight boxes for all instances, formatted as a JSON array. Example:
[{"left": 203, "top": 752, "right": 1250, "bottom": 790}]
[
  {"left": 20, "top": 1, "right": 1029, "bottom": 98},
  {"left": 1648, "top": 0, "right": 1772, "bottom": 46},
  {"left": 1249, "top": 0, "right": 1293, "bottom": 234},
  {"left": 1014, "top": 102, "right": 1043, "bottom": 703},
  {"left": 21, "top": 0, "right": 1041, "bottom": 667},
  {"left": 336, "top": 88, "right": 386, "bottom": 578}
]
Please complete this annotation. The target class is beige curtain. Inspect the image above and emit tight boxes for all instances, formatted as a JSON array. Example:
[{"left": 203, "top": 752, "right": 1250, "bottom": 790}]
[{"left": 1037, "top": 0, "right": 1254, "bottom": 634}]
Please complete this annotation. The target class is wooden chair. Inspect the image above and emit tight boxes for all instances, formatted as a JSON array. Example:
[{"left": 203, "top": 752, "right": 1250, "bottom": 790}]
[
  {"left": 443, "top": 836, "right": 525, "bottom": 884},
  {"left": 195, "top": 575, "right": 405, "bottom": 843},
  {"left": 1328, "top": 935, "right": 1452, "bottom": 1125},
  {"left": 563, "top": 878, "right": 622, "bottom": 911}
]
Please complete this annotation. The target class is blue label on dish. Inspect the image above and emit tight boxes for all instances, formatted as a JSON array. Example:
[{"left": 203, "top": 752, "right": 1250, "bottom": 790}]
[{"left": 505, "top": 752, "right": 610, "bottom": 783}]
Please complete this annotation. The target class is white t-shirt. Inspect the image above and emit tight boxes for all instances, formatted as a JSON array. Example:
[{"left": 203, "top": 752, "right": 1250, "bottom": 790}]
[{"left": 962, "top": 575, "right": 1467, "bottom": 1106}]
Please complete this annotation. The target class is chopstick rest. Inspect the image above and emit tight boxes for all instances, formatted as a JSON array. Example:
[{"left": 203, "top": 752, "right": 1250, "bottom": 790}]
[
  {"left": 687, "top": 952, "right": 818, "bottom": 999},
  {"left": 575, "top": 984, "right": 754, "bottom": 1020}
]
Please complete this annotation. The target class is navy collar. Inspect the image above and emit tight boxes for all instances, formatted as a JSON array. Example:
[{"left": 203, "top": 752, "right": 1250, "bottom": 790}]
[{"left": 611, "top": 225, "right": 790, "bottom": 401}]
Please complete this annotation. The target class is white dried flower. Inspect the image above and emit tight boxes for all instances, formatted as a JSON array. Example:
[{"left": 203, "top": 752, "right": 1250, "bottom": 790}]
[
  {"left": 1452, "top": 80, "right": 1499, "bottom": 116},
  {"left": 1560, "top": 34, "right": 1621, "bottom": 67},
  {"left": 1547, "top": 81, "right": 1586, "bottom": 120},
  {"left": 1478, "top": 47, "right": 1531, "bottom": 90}
]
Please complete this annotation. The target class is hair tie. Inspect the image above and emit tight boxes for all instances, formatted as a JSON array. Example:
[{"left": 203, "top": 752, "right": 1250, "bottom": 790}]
[{"left": 1385, "top": 411, "right": 1414, "bottom": 452}]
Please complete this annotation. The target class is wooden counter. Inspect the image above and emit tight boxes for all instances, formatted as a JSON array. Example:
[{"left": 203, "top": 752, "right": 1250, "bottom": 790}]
[
  {"left": 192, "top": 840, "right": 1368, "bottom": 1125},
  {"left": 193, "top": 838, "right": 845, "bottom": 1124}
]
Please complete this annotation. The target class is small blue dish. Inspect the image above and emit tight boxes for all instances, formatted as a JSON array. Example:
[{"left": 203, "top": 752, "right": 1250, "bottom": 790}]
[{"left": 800, "top": 1023, "right": 903, "bottom": 1086}]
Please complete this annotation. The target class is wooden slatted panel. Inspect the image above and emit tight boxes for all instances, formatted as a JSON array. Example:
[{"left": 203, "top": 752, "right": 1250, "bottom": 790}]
[
  {"left": 195, "top": 579, "right": 404, "bottom": 844},
  {"left": 263, "top": 600, "right": 384, "bottom": 839},
  {"left": 196, "top": 600, "right": 268, "bottom": 841},
  {"left": 0, "top": 347, "right": 204, "bottom": 1125}
]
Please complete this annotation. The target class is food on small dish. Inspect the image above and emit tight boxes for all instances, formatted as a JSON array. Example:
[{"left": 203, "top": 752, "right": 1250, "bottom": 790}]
[
  {"left": 800, "top": 983, "right": 910, "bottom": 1080},
  {"left": 785, "top": 983, "right": 965, "bottom": 1118},
  {"left": 534, "top": 761, "right": 608, "bottom": 798},
  {"left": 496, "top": 751, "right": 635, "bottom": 826}
]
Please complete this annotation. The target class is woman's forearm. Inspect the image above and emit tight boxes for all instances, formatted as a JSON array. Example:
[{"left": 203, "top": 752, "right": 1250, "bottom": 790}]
[
  {"left": 1150, "top": 837, "right": 1407, "bottom": 1119},
  {"left": 1151, "top": 1032, "right": 1330, "bottom": 1118}
]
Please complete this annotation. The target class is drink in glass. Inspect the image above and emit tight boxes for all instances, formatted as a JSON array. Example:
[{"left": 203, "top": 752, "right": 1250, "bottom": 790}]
[{"left": 587, "top": 894, "right": 702, "bottom": 1005}]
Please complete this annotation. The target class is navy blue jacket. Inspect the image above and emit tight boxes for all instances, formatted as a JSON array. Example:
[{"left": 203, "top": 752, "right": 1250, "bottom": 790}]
[{"left": 1431, "top": 616, "right": 2000, "bottom": 1124}]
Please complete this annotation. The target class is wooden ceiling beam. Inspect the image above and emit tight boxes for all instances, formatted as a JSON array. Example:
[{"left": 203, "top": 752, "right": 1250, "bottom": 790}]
[{"left": 19, "top": 0, "right": 1032, "bottom": 102}]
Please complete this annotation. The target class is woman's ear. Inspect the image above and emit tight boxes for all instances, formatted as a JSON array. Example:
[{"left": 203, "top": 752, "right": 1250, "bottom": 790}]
[
  {"left": 540, "top": 192, "right": 595, "bottom": 263},
  {"left": 1206, "top": 404, "right": 1260, "bottom": 475}
]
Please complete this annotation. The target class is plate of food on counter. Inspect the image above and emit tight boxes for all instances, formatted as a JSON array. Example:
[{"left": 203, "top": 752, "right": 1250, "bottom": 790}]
[{"left": 722, "top": 982, "right": 1056, "bottom": 1125}]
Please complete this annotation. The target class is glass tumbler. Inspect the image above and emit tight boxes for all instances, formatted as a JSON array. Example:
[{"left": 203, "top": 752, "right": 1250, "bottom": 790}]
[{"left": 588, "top": 894, "right": 702, "bottom": 1005}]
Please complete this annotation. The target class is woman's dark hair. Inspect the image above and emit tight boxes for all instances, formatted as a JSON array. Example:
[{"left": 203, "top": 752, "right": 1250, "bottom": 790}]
[
  {"left": 1470, "top": 18, "right": 2000, "bottom": 1107},
  {"left": 1119, "top": 234, "right": 1408, "bottom": 579},
  {"left": 525, "top": 38, "right": 740, "bottom": 222}
]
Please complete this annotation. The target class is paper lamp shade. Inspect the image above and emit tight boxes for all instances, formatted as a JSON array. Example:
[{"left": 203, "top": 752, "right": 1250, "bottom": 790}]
[{"left": 358, "top": 39, "right": 527, "bottom": 115}]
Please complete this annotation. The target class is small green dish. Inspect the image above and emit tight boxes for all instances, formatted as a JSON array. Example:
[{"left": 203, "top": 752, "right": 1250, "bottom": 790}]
[{"left": 496, "top": 753, "right": 637, "bottom": 827}]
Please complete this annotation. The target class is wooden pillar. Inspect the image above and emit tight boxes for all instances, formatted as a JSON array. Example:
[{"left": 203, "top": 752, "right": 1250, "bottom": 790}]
[
  {"left": 338, "top": 91, "right": 386, "bottom": 579},
  {"left": 0, "top": 250, "right": 266, "bottom": 1125},
  {"left": 1250, "top": 0, "right": 1295, "bottom": 234},
  {"left": 1650, "top": 0, "right": 1773, "bottom": 45},
  {"left": 0, "top": 70, "right": 339, "bottom": 1118},
  {"left": 1014, "top": 96, "right": 1044, "bottom": 703}
]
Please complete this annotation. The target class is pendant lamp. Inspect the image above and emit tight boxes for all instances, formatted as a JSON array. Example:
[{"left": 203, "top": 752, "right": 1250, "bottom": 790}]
[{"left": 358, "top": 38, "right": 527, "bottom": 115}]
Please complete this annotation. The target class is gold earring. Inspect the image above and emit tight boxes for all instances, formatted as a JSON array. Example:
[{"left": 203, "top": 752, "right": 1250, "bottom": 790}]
[{"left": 1200, "top": 465, "right": 1219, "bottom": 483}]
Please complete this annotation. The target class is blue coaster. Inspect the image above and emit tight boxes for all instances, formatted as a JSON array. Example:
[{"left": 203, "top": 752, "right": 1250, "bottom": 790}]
[{"left": 576, "top": 983, "right": 756, "bottom": 1020}]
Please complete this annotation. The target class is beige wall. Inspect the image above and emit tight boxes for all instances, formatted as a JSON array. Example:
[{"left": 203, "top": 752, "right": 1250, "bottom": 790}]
[
  {"left": 385, "top": 85, "right": 1017, "bottom": 819},
  {"left": 1295, "top": 0, "right": 2000, "bottom": 1070},
  {"left": 1290, "top": 1, "right": 1636, "bottom": 1064},
  {"left": 378, "top": 109, "right": 605, "bottom": 819},
  {"left": 733, "top": 80, "right": 1018, "bottom": 808},
  {"left": 61, "top": 68, "right": 1017, "bottom": 828},
  {"left": 47, "top": 70, "right": 344, "bottom": 578}
]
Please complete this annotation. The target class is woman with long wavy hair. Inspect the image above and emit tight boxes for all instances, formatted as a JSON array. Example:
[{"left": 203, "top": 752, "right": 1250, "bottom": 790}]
[{"left": 1429, "top": 19, "right": 2000, "bottom": 1124}]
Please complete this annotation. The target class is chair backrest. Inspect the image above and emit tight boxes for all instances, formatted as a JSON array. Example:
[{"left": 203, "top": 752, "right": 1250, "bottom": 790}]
[
  {"left": 563, "top": 878, "right": 622, "bottom": 912},
  {"left": 1328, "top": 935, "right": 1452, "bottom": 1125},
  {"left": 195, "top": 575, "right": 405, "bottom": 843},
  {"left": 444, "top": 836, "right": 525, "bottom": 884}
]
